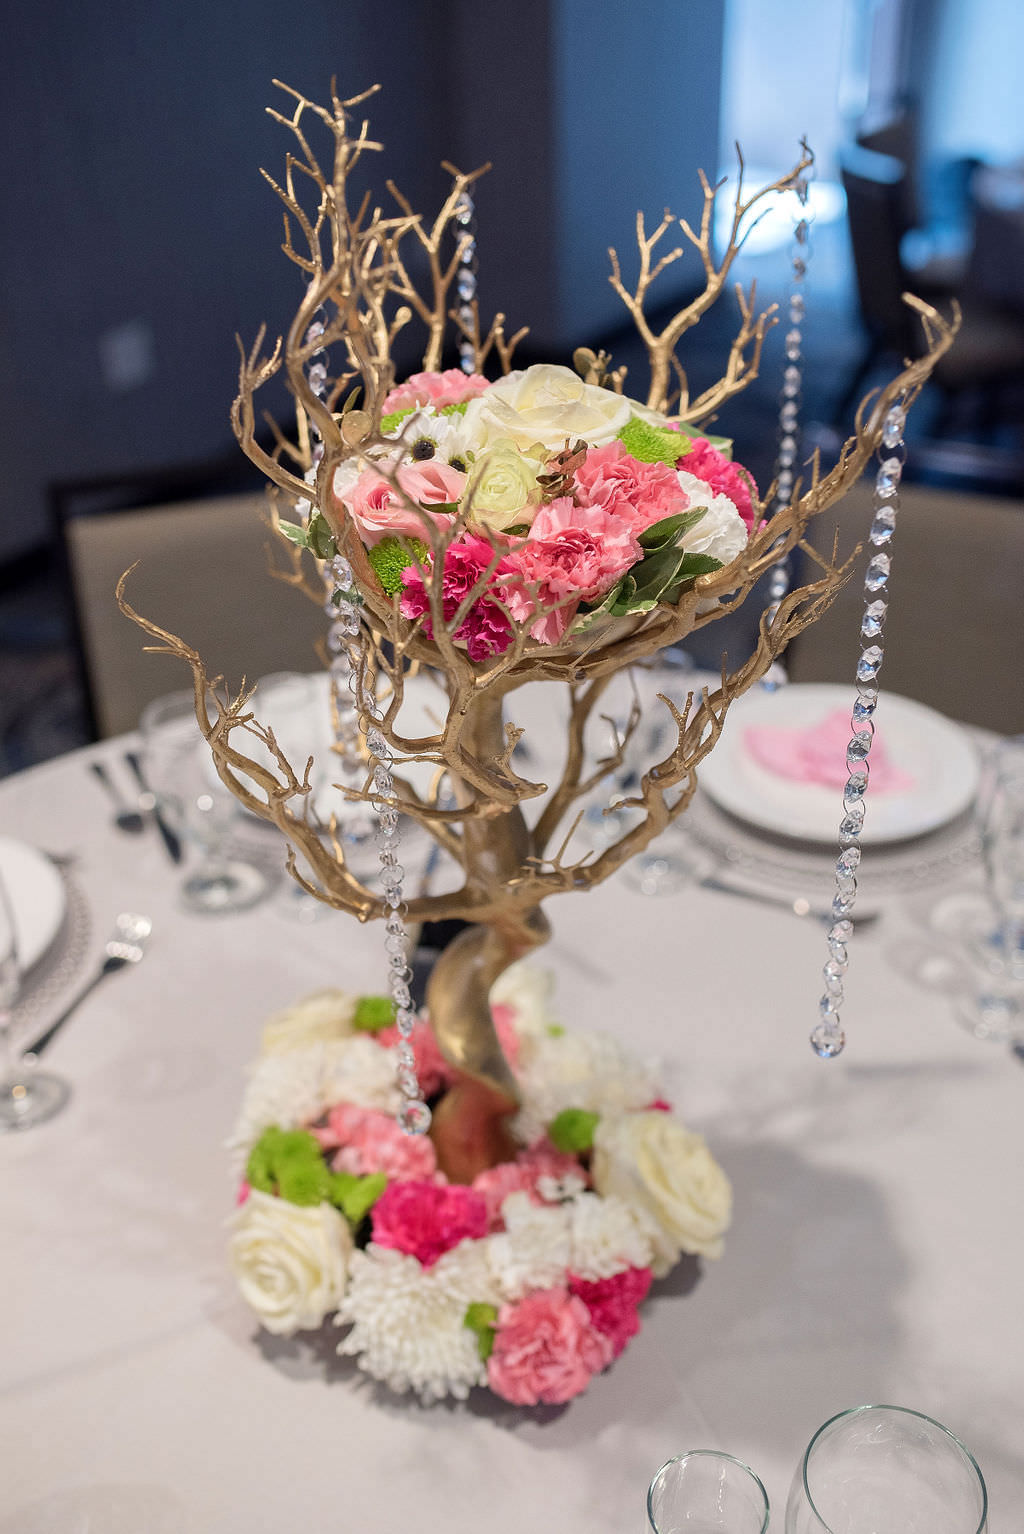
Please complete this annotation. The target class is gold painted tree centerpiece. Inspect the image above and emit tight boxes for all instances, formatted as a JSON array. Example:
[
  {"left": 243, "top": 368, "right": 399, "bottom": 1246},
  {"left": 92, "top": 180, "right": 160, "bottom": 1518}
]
[{"left": 124, "top": 83, "right": 954, "bottom": 1184}]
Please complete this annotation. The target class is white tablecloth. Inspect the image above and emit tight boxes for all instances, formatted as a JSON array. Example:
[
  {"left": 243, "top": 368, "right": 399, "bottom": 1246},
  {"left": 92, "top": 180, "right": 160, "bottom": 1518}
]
[{"left": 1, "top": 730, "right": 1021, "bottom": 1531}]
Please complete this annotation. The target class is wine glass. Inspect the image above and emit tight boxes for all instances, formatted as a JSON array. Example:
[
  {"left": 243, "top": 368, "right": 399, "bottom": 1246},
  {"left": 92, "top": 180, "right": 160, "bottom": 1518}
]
[
  {"left": 956, "top": 743, "right": 1024, "bottom": 1041},
  {"left": 140, "top": 691, "right": 269, "bottom": 915},
  {"left": 646, "top": 1450, "right": 770, "bottom": 1534},
  {"left": 0, "top": 865, "right": 70, "bottom": 1130},
  {"left": 785, "top": 1405, "right": 988, "bottom": 1533}
]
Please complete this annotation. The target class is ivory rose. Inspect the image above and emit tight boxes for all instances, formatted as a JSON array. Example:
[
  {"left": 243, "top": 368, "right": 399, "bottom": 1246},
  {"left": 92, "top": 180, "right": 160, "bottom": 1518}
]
[
  {"left": 228, "top": 1189, "right": 351, "bottom": 1335},
  {"left": 462, "top": 364, "right": 631, "bottom": 452},
  {"left": 464, "top": 439, "right": 543, "bottom": 531},
  {"left": 591, "top": 1111, "right": 732, "bottom": 1275}
]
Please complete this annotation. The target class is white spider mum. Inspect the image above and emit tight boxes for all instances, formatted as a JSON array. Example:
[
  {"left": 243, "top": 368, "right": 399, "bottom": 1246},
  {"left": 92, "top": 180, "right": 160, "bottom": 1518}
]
[
  {"left": 228, "top": 1036, "right": 399, "bottom": 1168},
  {"left": 567, "top": 1191, "right": 655, "bottom": 1280},
  {"left": 513, "top": 1028, "right": 659, "bottom": 1144},
  {"left": 336, "top": 1240, "right": 500, "bottom": 1402},
  {"left": 487, "top": 1192, "right": 572, "bottom": 1299}
]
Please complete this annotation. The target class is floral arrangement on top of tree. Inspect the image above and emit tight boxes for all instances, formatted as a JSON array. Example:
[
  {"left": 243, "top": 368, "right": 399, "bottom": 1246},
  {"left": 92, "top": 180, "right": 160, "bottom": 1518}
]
[{"left": 120, "top": 81, "right": 955, "bottom": 1202}]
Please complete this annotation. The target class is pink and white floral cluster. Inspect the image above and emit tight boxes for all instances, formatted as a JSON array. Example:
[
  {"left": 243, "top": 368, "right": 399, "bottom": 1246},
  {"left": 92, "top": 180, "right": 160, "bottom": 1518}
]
[
  {"left": 330, "top": 364, "right": 759, "bottom": 659},
  {"left": 228, "top": 966, "right": 732, "bottom": 1406}
]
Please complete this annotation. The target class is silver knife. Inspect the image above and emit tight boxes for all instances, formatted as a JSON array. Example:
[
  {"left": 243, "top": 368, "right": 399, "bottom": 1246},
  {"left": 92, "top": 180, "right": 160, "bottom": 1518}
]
[{"left": 123, "top": 750, "right": 184, "bottom": 864}]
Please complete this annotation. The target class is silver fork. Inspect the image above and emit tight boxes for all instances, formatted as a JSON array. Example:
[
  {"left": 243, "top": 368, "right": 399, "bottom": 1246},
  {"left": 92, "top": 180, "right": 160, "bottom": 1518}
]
[{"left": 27, "top": 914, "right": 152, "bottom": 1057}]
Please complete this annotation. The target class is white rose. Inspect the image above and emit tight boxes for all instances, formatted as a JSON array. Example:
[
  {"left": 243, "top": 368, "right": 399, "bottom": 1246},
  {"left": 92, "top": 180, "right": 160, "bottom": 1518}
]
[
  {"left": 259, "top": 989, "right": 356, "bottom": 1056},
  {"left": 229, "top": 1189, "right": 351, "bottom": 1335},
  {"left": 464, "top": 439, "right": 544, "bottom": 531},
  {"left": 591, "top": 1112, "right": 732, "bottom": 1276},
  {"left": 462, "top": 364, "right": 631, "bottom": 452},
  {"left": 677, "top": 470, "right": 748, "bottom": 569}
]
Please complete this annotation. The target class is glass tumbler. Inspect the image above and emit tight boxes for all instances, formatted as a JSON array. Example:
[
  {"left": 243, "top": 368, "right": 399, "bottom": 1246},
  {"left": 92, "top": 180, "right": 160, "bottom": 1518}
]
[
  {"left": 785, "top": 1405, "right": 988, "bottom": 1533},
  {"left": 647, "top": 1450, "right": 771, "bottom": 1534}
]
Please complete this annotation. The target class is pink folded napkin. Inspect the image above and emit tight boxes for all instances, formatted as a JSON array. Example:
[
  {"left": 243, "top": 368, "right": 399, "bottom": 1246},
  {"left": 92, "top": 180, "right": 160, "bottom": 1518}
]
[{"left": 744, "top": 708, "right": 915, "bottom": 794}]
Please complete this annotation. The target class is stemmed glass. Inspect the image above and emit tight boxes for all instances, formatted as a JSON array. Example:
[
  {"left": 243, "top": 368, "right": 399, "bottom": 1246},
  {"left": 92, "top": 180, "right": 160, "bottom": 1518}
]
[
  {"left": 957, "top": 742, "right": 1024, "bottom": 1041},
  {"left": 0, "top": 866, "right": 70, "bottom": 1130},
  {"left": 140, "top": 691, "right": 269, "bottom": 915},
  {"left": 646, "top": 1450, "right": 771, "bottom": 1533},
  {"left": 785, "top": 1405, "right": 988, "bottom": 1533}
]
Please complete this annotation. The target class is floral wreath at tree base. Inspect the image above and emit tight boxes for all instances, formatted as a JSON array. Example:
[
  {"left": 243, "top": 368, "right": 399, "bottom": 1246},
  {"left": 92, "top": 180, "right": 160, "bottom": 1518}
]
[{"left": 229, "top": 964, "right": 731, "bottom": 1406}]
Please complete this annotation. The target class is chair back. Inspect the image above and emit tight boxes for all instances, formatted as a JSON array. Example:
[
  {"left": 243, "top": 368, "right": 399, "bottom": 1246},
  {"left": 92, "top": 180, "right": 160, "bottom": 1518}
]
[
  {"left": 60, "top": 492, "right": 326, "bottom": 738},
  {"left": 840, "top": 144, "right": 917, "bottom": 354}
]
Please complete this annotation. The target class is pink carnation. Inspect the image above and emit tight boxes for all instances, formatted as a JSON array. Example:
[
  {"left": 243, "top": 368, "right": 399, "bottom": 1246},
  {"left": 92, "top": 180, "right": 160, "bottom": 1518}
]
[
  {"left": 338, "top": 460, "right": 466, "bottom": 547},
  {"left": 487, "top": 1287, "right": 614, "bottom": 1405},
  {"left": 400, "top": 533, "right": 516, "bottom": 662},
  {"left": 677, "top": 438, "right": 759, "bottom": 531},
  {"left": 312, "top": 1103, "right": 441, "bottom": 1182},
  {"left": 383, "top": 369, "right": 490, "bottom": 415},
  {"left": 375, "top": 1019, "right": 453, "bottom": 1098},
  {"left": 236, "top": 1180, "right": 251, "bottom": 1206},
  {"left": 472, "top": 1139, "right": 586, "bottom": 1229},
  {"left": 573, "top": 440, "right": 689, "bottom": 536},
  {"left": 371, "top": 1179, "right": 488, "bottom": 1267},
  {"left": 501, "top": 496, "right": 640, "bottom": 644},
  {"left": 568, "top": 1266, "right": 653, "bottom": 1358}
]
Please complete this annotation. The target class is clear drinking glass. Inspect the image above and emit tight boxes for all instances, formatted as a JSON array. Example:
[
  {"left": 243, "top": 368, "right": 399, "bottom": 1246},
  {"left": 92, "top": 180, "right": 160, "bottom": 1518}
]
[
  {"left": 140, "top": 691, "right": 268, "bottom": 915},
  {"left": 0, "top": 866, "right": 70, "bottom": 1130},
  {"left": 785, "top": 1405, "right": 988, "bottom": 1533},
  {"left": 957, "top": 744, "right": 1024, "bottom": 1040},
  {"left": 646, "top": 1450, "right": 771, "bottom": 1534}
]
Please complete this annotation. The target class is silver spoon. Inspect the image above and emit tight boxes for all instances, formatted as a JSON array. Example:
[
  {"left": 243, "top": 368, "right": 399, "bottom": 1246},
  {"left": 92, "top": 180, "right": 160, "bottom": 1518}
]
[{"left": 89, "top": 761, "right": 145, "bottom": 834}]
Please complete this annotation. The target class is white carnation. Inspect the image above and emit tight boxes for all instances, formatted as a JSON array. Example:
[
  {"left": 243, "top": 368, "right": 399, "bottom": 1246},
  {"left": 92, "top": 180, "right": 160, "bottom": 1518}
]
[
  {"left": 228, "top": 1036, "right": 399, "bottom": 1167},
  {"left": 490, "top": 960, "right": 559, "bottom": 1042},
  {"left": 513, "top": 1027, "right": 659, "bottom": 1144},
  {"left": 336, "top": 1240, "right": 499, "bottom": 1402},
  {"left": 567, "top": 1191, "right": 654, "bottom": 1280},
  {"left": 487, "top": 1192, "right": 572, "bottom": 1299},
  {"left": 676, "top": 469, "right": 748, "bottom": 569}
]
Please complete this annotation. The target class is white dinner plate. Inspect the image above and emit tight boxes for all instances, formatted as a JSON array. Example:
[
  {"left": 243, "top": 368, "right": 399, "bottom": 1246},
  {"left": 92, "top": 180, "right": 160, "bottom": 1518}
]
[
  {"left": 0, "top": 837, "right": 67, "bottom": 971},
  {"left": 697, "top": 684, "right": 981, "bottom": 845}
]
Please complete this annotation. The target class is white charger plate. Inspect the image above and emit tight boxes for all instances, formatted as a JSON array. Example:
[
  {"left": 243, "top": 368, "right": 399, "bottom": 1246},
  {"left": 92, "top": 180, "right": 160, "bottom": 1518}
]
[
  {"left": 0, "top": 837, "right": 67, "bottom": 972},
  {"left": 697, "top": 683, "right": 981, "bottom": 845}
]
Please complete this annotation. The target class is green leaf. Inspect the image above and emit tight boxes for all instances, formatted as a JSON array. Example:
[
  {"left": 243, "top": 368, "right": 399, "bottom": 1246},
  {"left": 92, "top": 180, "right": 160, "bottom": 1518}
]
[
  {"left": 637, "top": 508, "right": 708, "bottom": 552},
  {"left": 307, "top": 512, "right": 338, "bottom": 560},
  {"left": 616, "top": 414, "right": 690, "bottom": 466},
  {"left": 329, "top": 1170, "right": 388, "bottom": 1226},
  {"left": 276, "top": 520, "right": 309, "bottom": 548},
  {"left": 547, "top": 1107, "right": 600, "bottom": 1154},
  {"left": 352, "top": 994, "right": 397, "bottom": 1032},
  {"left": 463, "top": 1302, "right": 499, "bottom": 1361}
]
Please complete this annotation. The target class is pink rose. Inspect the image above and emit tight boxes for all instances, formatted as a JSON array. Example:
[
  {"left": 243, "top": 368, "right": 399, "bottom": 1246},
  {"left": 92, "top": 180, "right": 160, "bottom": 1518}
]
[
  {"left": 573, "top": 440, "right": 689, "bottom": 536},
  {"left": 370, "top": 1179, "right": 489, "bottom": 1267},
  {"left": 383, "top": 369, "right": 491, "bottom": 415},
  {"left": 677, "top": 438, "right": 759, "bottom": 531},
  {"left": 487, "top": 1287, "right": 614, "bottom": 1405},
  {"left": 375, "top": 1019, "right": 453, "bottom": 1098},
  {"left": 501, "top": 497, "right": 640, "bottom": 644},
  {"left": 339, "top": 460, "right": 466, "bottom": 547},
  {"left": 472, "top": 1139, "right": 586, "bottom": 1229},
  {"left": 400, "top": 533, "right": 516, "bottom": 662},
  {"left": 568, "top": 1266, "right": 653, "bottom": 1357}
]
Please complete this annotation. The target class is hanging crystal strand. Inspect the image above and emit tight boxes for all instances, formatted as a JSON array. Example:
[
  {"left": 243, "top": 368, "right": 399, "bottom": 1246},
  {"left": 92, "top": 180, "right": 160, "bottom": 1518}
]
[
  {"left": 763, "top": 167, "right": 813, "bottom": 690},
  {"left": 345, "top": 649, "right": 431, "bottom": 1134},
  {"left": 453, "top": 189, "right": 478, "bottom": 374},
  {"left": 810, "top": 400, "right": 907, "bottom": 1058}
]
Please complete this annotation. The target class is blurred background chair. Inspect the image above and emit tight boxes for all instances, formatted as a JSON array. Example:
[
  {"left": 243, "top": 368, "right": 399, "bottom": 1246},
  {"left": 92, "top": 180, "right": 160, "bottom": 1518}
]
[
  {"left": 835, "top": 142, "right": 1024, "bottom": 434},
  {"left": 787, "top": 476, "right": 1024, "bottom": 734},
  {"left": 56, "top": 484, "right": 325, "bottom": 739}
]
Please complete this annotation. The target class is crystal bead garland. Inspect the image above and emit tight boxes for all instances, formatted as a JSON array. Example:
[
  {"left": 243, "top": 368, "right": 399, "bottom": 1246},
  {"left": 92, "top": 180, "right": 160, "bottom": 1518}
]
[
  {"left": 763, "top": 169, "right": 812, "bottom": 688},
  {"left": 301, "top": 302, "right": 429, "bottom": 1131},
  {"left": 453, "top": 188, "right": 478, "bottom": 374},
  {"left": 810, "top": 400, "right": 907, "bottom": 1059}
]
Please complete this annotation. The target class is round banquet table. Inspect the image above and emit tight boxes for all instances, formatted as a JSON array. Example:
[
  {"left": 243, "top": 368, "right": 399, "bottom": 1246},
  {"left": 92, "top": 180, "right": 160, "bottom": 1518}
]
[{"left": 1, "top": 715, "right": 1022, "bottom": 1532}]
